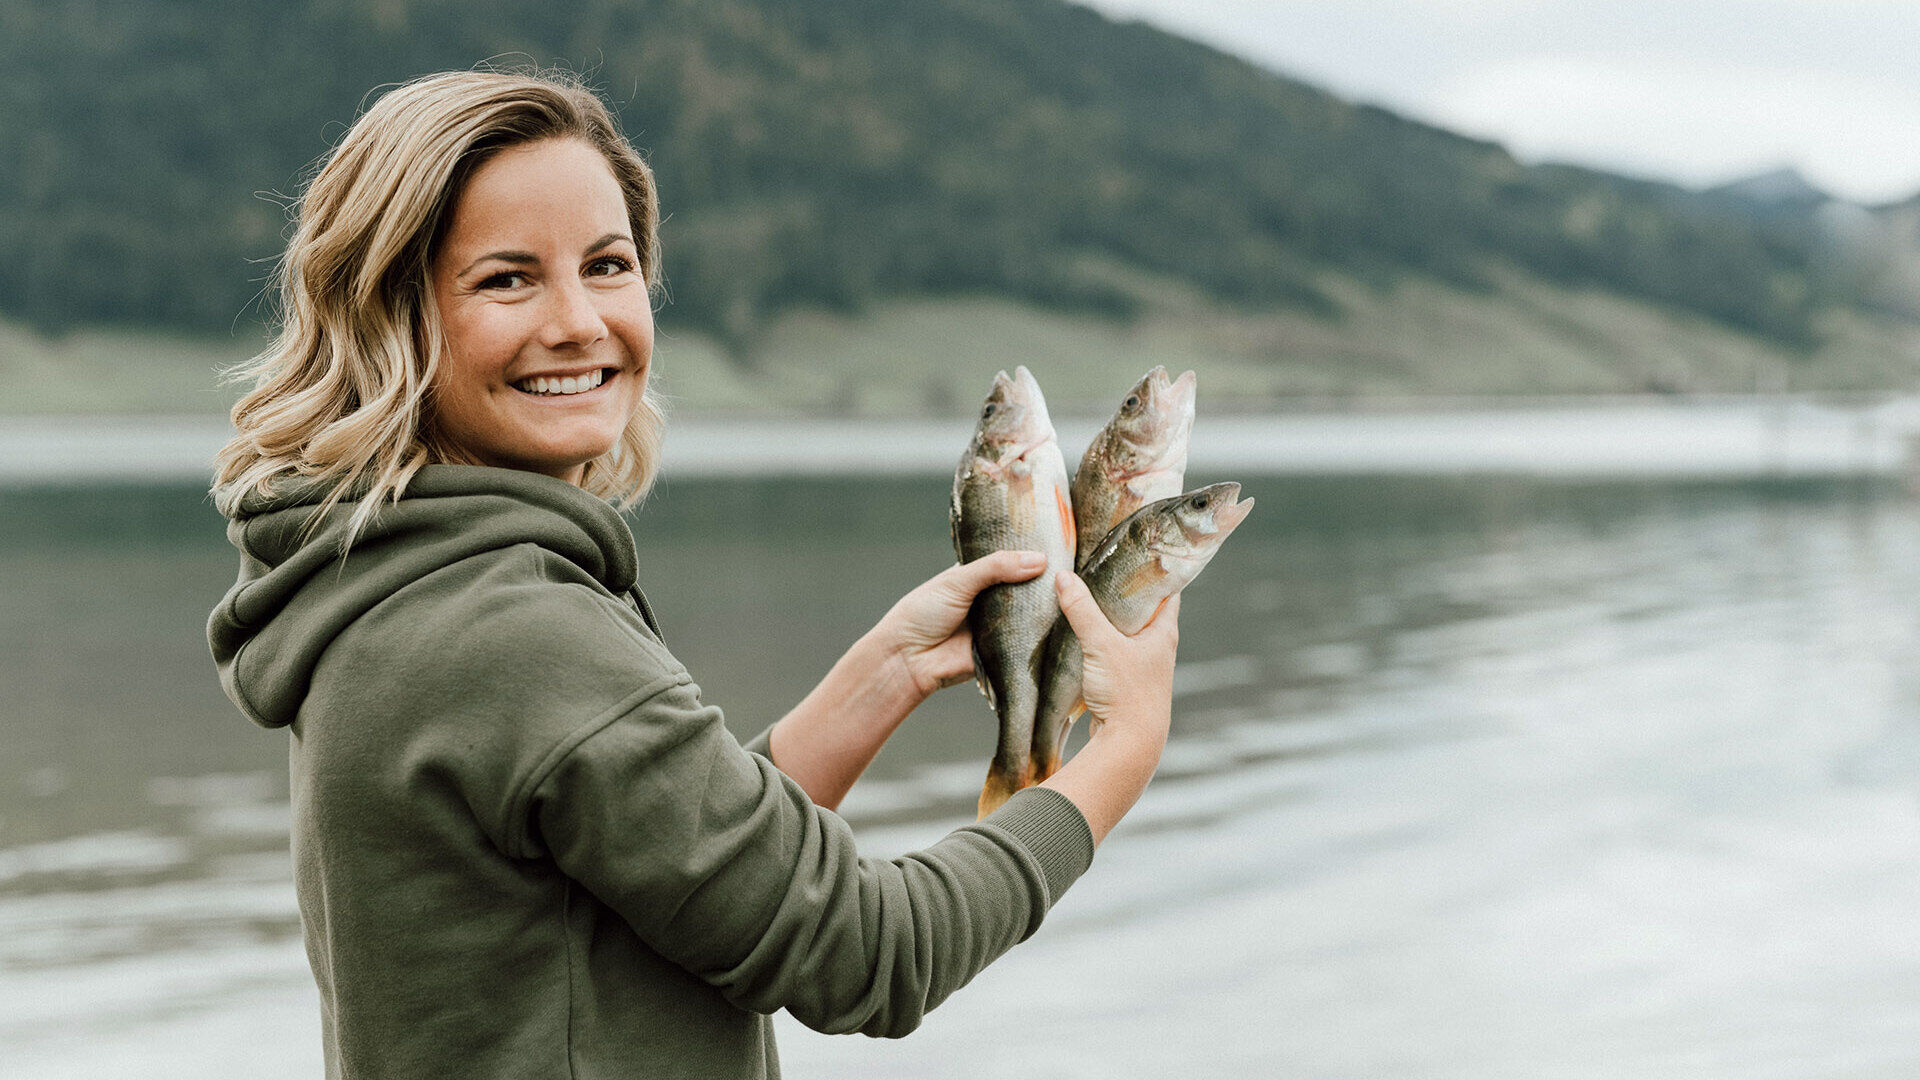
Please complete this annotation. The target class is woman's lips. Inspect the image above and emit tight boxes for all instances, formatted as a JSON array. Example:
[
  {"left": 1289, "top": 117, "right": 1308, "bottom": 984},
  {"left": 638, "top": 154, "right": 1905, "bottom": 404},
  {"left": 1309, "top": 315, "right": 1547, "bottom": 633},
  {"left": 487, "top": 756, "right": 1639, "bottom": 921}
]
[{"left": 512, "top": 367, "right": 617, "bottom": 397}]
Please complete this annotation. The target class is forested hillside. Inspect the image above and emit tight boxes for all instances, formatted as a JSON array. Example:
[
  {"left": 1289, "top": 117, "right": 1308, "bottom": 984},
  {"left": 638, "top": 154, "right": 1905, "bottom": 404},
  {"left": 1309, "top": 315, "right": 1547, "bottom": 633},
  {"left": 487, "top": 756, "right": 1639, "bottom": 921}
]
[{"left": 0, "top": 0, "right": 1855, "bottom": 354}]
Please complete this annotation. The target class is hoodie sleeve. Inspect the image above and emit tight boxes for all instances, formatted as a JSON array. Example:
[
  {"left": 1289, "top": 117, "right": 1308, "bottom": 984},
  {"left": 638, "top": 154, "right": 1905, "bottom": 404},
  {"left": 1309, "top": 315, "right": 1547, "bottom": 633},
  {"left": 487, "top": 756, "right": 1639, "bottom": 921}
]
[{"left": 514, "top": 589, "right": 1095, "bottom": 1037}]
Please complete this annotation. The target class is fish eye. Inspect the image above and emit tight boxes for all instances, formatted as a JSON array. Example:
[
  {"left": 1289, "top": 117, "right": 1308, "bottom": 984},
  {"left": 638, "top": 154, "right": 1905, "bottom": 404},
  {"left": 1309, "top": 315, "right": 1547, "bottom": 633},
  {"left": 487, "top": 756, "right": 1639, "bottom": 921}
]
[
  {"left": 1123, "top": 394, "right": 1141, "bottom": 411},
  {"left": 1192, "top": 494, "right": 1210, "bottom": 509},
  {"left": 982, "top": 402, "right": 998, "bottom": 419}
]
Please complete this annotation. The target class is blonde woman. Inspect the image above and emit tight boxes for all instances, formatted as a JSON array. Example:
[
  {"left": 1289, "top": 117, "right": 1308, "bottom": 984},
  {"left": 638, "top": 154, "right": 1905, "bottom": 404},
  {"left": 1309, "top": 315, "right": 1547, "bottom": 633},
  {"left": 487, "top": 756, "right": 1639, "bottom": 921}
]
[{"left": 208, "top": 68, "right": 1179, "bottom": 1078}]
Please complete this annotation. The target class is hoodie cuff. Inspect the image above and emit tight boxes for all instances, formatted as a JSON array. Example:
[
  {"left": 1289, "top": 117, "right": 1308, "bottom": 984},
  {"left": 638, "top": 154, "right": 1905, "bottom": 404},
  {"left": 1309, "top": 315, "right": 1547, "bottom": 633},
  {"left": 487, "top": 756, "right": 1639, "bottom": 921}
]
[
  {"left": 741, "top": 722, "right": 776, "bottom": 759},
  {"left": 980, "top": 786, "right": 1095, "bottom": 911}
]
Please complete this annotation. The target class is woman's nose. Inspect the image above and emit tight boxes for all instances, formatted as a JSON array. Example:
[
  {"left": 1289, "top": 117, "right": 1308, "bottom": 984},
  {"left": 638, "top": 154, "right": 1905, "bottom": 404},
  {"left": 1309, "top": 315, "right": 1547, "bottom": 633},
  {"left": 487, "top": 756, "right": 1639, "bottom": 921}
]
[{"left": 540, "top": 278, "right": 608, "bottom": 350}]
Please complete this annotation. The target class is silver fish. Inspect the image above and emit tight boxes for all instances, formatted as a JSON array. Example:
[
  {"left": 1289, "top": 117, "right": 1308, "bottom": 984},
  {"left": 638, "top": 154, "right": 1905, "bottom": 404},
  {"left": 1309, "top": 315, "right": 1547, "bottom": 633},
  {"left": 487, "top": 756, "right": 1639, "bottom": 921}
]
[
  {"left": 1030, "top": 482, "right": 1254, "bottom": 779},
  {"left": 1070, "top": 366, "right": 1196, "bottom": 567},
  {"left": 950, "top": 367, "right": 1077, "bottom": 818}
]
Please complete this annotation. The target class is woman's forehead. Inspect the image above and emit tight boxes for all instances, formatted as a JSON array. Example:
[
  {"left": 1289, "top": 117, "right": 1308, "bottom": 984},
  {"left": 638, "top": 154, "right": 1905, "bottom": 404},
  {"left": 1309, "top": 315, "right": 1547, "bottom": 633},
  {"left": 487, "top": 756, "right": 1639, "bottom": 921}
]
[{"left": 439, "top": 138, "right": 630, "bottom": 260}]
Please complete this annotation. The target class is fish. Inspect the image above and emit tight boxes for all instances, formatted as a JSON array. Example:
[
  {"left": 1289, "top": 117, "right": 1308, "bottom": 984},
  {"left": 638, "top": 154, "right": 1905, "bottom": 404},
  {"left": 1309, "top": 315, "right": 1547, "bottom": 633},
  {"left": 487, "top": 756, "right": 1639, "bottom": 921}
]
[
  {"left": 1070, "top": 366, "right": 1196, "bottom": 567},
  {"left": 1029, "top": 482, "right": 1254, "bottom": 781},
  {"left": 950, "top": 367, "right": 1078, "bottom": 818}
]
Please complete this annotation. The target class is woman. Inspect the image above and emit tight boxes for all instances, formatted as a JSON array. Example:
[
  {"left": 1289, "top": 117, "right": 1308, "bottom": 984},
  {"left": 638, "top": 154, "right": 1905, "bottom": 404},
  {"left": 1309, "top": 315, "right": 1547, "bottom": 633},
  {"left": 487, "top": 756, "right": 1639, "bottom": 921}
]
[{"left": 208, "top": 68, "right": 1179, "bottom": 1079}]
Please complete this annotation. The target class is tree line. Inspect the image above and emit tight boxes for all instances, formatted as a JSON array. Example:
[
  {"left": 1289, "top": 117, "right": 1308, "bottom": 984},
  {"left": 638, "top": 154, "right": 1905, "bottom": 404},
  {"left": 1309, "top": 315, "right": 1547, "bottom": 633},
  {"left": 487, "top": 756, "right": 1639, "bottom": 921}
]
[{"left": 0, "top": 0, "right": 1842, "bottom": 350}]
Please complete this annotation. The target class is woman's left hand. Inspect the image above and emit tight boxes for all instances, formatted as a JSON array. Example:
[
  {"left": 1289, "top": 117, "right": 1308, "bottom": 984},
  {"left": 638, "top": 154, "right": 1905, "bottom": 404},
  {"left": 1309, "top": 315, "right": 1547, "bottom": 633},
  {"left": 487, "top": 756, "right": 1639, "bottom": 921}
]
[
  {"left": 875, "top": 550, "right": 1048, "bottom": 701},
  {"left": 768, "top": 550, "right": 1048, "bottom": 809}
]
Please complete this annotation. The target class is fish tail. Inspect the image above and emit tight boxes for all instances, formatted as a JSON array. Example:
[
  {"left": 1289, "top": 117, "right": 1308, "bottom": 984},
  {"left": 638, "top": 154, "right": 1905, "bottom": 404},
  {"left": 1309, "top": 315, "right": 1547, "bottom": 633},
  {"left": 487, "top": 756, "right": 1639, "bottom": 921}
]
[
  {"left": 979, "top": 714, "right": 1035, "bottom": 819},
  {"left": 977, "top": 761, "right": 1023, "bottom": 819}
]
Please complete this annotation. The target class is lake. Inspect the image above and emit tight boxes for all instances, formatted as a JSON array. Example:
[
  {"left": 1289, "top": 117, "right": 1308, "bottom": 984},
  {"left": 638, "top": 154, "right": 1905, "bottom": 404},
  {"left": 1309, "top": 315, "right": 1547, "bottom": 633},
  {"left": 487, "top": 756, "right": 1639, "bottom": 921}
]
[{"left": 5, "top": 461, "right": 1920, "bottom": 1076}]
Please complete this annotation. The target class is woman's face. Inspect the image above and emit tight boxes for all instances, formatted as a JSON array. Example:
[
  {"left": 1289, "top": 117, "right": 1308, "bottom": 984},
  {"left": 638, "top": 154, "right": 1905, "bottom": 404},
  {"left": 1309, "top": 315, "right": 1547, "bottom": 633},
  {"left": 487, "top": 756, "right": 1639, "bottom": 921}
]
[{"left": 429, "top": 137, "right": 652, "bottom": 485}]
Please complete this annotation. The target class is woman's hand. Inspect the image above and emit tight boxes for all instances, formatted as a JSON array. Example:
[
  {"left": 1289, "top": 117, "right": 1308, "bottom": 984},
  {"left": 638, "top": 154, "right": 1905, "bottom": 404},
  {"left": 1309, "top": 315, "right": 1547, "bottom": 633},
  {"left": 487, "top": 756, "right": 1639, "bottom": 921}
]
[
  {"left": 1057, "top": 569, "right": 1180, "bottom": 744},
  {"left": 1039, "top": 570, "right": 1180, "bottom": 845},
  {"left": 873, "top": 550, "right": 1049, "bottom": 701},
  {"left": 765, "top": 551, "right": 1046, "bottom": 810}
]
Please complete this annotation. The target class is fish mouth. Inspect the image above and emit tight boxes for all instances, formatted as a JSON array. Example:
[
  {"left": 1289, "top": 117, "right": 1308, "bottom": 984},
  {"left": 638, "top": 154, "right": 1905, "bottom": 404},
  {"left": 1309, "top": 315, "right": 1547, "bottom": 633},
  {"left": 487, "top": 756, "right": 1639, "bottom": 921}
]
[
  {"left": 1165, "top": 369, "right": 1197, "bottom": 414},
  {"left": 1213, "top": 492, "right": 1254, "bottom": 533},
  {"left": 1118, "top": 368, "right": 1196, "bottom": 455},
  {"left": 1181, "top": 482, "right": 1251, "bottom": 540},
  {"left": 980, "top": 366, "right": 1055, "bottom": 457}
]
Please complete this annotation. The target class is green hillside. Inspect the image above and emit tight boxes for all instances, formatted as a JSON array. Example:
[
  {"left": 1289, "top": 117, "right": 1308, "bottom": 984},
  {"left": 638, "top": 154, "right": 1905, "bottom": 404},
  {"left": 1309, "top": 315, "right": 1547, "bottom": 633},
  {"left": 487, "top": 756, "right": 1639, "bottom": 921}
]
[{"left": 1, "top": 0, "right": 1915, "bottom": 412}]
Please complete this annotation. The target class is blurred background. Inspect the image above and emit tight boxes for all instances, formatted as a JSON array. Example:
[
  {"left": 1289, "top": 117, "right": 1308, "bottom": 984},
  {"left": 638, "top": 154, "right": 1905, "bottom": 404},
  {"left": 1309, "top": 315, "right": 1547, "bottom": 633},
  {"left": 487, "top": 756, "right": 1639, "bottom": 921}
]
[{"left": 6, "top": 1, "right": 1920, "bottom": 1075}]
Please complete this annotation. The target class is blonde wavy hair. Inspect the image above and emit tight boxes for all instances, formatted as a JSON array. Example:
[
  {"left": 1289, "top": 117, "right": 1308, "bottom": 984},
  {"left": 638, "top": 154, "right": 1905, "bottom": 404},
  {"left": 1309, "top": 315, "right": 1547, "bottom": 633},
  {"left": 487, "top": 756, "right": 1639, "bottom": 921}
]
[{"left": 213, "top": 67, "right": 665, "bottom": 539}]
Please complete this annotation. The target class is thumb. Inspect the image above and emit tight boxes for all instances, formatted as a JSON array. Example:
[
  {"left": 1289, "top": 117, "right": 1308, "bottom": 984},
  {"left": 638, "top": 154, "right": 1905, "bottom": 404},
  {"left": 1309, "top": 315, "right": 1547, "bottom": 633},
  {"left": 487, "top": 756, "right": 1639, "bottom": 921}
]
[
  {"left": 1055, "top": 570, "right": 1121, "bottom": 647},
  {"left": 938, "top": 550, "right": 1047, "bottom": 604}
]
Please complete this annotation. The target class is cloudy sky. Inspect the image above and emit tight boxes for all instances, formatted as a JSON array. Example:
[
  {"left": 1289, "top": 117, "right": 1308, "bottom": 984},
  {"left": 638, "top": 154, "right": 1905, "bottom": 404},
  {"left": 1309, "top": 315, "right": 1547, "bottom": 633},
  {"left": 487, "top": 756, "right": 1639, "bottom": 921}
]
[{"left": 1077, "top": 0, "right": 1920, "bottom": 204}]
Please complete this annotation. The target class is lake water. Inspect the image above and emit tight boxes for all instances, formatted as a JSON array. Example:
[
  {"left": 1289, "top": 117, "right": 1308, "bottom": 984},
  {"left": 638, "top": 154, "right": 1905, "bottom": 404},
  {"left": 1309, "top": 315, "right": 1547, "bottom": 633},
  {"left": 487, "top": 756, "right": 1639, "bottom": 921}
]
[{"left": 6, "top": 468, "right": 1920, "bottom": 1077}]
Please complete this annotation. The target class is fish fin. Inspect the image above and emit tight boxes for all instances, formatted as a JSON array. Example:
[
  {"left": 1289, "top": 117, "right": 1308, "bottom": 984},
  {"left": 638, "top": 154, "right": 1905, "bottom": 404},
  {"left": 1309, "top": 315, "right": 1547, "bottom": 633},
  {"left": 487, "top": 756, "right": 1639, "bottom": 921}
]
[
  {"left": 1054, "top": 698, "right": 1086, "bottom": 764},
  {"left": 1055, "top": 485, "right": 1076, "bottom": 550},
  {"left": 1082, "top": 515, "right": 1134, "bottom": 576},
  {"left": 978, "top": 766, "right": 1019, "bottom": 819},
  {"left": 970, "top": 637, "right": 996, "bottom": 710}
]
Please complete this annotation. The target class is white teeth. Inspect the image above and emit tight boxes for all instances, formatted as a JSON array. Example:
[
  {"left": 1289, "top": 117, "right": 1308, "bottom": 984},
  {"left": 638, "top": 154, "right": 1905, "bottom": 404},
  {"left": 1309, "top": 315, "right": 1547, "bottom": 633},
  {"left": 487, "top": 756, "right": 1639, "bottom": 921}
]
[{"left": 517, "top": 369, "right": 606, "bottom": 395}]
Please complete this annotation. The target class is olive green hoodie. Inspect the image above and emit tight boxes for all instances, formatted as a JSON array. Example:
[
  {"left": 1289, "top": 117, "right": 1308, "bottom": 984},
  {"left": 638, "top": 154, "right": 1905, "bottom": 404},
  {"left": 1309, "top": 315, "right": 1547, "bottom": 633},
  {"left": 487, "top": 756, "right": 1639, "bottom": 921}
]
[{"left": 207, "top": 465, "right": 1094, "bottom": 1079}]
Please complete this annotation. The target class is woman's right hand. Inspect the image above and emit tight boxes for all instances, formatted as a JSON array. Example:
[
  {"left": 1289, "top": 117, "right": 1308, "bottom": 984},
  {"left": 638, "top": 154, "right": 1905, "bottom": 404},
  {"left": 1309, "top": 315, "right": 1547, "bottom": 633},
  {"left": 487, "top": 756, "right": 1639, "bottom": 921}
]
[
  {"left": 1039, "top": 570, "right": 1180, "bottom": 844},
  {"left": 1060, "top": 569, "right": 1180, "bottom": 744}
]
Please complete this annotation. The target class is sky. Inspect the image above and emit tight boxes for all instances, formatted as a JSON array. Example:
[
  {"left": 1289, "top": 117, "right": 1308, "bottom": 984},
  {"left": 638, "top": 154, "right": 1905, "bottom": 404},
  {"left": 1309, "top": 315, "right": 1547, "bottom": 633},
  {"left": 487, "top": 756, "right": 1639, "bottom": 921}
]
[{"left": 1076, "top": 0, "right": 1920, "bottom": 205}]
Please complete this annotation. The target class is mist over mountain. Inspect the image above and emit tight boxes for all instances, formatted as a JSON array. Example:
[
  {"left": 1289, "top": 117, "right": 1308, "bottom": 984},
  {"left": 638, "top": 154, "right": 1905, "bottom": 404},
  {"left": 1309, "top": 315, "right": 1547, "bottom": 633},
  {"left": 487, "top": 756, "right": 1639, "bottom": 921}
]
[
  {"left": 0, "top": 0, "right": 1908, "bottom": 380},
  {"left": 1706, "top": 167, "right": 1831, "bottom": 212}
]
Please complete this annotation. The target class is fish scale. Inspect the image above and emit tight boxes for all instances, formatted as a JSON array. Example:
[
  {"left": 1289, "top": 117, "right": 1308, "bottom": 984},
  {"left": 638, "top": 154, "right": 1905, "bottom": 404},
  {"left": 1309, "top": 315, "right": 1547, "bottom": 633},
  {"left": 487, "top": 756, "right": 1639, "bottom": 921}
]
[
  {"left": 1028, "top": 482, "right": 1254, "bottom": 780},
  {"left": 950, "top": 367, "right": 1075, "bottom": 818},
  {"left": 1070, "top": 366, "right": 1195, "bottom": 568},
  {"left": 1023, "top": 367, "right": 1196, "bottom": 779}
]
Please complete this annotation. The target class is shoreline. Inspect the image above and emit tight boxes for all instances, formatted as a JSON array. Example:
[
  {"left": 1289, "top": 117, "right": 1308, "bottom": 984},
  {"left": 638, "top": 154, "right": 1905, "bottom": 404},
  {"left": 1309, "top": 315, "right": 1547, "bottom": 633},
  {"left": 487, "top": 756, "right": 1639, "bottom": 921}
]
[{"left": 5, "top": 396, "right": 1920, "bottom": 483}]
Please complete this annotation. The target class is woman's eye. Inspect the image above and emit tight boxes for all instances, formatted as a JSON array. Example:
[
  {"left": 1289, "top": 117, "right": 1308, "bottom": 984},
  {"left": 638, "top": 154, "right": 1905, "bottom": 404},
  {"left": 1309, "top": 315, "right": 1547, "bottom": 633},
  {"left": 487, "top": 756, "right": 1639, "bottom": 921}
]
[
  {"left": 477, "top": 271, "right": 528, "bottom": 290},
  {"left": 587, "top": 255, "right": 635, "bottom": 277}
]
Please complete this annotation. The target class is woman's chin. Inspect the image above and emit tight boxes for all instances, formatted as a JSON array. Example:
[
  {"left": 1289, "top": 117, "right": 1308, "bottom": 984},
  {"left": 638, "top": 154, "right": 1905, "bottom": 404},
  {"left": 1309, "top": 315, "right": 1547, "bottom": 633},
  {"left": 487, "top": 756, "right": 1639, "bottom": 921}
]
[{"left": 478, "top": 428, "right": 624, "bottom": 481}]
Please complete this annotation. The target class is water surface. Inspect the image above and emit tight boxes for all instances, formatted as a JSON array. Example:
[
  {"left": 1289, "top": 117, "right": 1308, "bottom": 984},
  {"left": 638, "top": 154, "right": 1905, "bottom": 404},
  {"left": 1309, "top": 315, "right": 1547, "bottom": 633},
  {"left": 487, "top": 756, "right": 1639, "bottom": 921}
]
[{"left": 5, "top": 474, "right": 1920, "bottom": 1077}]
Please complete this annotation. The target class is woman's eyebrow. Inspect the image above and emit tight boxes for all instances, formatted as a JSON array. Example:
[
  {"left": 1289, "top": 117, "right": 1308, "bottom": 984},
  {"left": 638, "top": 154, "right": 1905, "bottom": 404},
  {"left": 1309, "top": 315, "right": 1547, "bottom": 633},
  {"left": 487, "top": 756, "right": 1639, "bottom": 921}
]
[
  {"left": 457, "top": 250, "right": 537, "bottom": 277},
  {"left": 584, "top": 232, "right": 634, "bottom": 254},
  {"left": 457, "top": 234, "right": 632, "bottom": 277}
]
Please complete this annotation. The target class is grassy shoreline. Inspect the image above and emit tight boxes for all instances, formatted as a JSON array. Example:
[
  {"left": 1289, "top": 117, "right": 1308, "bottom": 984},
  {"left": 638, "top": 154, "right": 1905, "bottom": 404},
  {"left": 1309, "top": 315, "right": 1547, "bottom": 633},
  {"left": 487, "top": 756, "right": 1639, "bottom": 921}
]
[{"left": 7, "top": 276, "right": 1920, "bottom": 421}]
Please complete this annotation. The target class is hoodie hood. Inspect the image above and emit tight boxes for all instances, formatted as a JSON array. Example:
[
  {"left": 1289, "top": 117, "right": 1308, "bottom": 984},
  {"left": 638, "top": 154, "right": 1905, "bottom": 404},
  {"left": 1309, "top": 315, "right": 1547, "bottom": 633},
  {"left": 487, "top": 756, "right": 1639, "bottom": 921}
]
[{"left": 208, "top": 465, "right": 639, "bottom": 729}]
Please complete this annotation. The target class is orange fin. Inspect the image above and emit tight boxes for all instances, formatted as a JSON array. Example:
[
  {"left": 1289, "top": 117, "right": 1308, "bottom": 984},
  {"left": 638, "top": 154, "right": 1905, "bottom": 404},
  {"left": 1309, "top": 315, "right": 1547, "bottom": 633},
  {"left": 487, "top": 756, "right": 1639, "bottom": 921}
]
[
  {"left": 1055, "top": 486, "right": 1076, "bottom": 549},
  {"left": 978, "top": 767, "right": 1019, "bottom": 819}
]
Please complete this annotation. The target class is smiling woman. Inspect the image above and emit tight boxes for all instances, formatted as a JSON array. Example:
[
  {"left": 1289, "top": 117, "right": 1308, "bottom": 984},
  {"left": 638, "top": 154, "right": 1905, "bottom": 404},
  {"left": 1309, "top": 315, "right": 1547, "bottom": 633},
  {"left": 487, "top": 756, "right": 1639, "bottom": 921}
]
[
  {"left": 428, "top": 138, "right": 654, "bottom": 484},
  {"left": 212, "top": 70, "right": 666, "bottom": 539},
  {"left": 202, "top": 67, "right": 1184, "bottom": 1080}
]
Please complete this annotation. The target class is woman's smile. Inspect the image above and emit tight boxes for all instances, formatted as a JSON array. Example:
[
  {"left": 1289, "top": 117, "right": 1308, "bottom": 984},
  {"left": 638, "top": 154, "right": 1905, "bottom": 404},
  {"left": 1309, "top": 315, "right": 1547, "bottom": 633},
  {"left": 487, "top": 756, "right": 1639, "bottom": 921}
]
[
  {"left": 429, "top": 136, "right": 654, "bottom": 484},
  {"left": 511, "top": 366, "right": 617, "bottom": 397}
]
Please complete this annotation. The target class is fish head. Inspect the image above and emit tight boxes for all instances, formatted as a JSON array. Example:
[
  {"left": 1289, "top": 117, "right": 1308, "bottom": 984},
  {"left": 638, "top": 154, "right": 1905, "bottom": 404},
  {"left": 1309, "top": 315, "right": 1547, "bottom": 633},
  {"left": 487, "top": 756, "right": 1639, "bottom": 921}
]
[
  {"left": 1107, "top": 366, "right": 1196, "bottom": 471},
  {"left": 970, "top": 366, "right": 1054, "bottom": 464},
  {"left": 1145, "top": 482, "right": 1253, "bottom": 575}
]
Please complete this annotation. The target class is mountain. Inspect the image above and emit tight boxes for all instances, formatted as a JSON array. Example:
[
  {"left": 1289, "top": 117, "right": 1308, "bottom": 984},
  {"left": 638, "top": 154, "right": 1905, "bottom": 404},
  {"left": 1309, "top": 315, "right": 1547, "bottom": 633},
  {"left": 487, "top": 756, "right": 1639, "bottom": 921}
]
[
  {"left": 1707, "top": 167, "right": 1831, "bottom": 210},
  {"left": 6, "top": 0, "right": 1920, "bottom": 412}
]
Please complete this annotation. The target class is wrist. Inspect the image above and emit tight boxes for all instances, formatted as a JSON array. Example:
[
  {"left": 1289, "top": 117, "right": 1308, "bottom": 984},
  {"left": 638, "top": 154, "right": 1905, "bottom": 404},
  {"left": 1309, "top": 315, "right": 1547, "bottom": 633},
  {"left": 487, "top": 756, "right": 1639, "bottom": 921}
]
[
  {"left": 853, "top": 627, "right": 933, "bottom": 713},
  {"left": 1085, "top": 715, "right": 1168, "bottom": 758}
]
